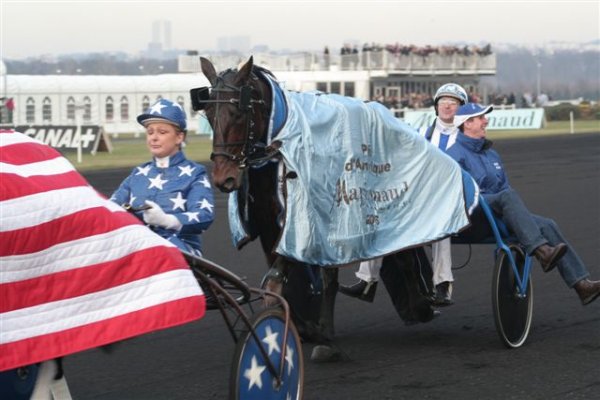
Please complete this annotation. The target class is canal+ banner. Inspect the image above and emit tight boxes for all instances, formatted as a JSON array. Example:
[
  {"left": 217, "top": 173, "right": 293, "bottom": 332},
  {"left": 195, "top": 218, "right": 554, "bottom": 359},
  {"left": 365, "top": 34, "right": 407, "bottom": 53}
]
[
  {"left": 403, "top": 108, "right": 546, "bottom": 131},
  {"left": 0, "top": 125, "right": 112, "bottom": 154}
]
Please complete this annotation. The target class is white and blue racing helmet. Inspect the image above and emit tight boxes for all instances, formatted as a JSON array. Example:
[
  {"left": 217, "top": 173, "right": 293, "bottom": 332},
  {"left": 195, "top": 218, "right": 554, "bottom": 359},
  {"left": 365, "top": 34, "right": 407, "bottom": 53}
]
[
  {"left": 137, "top": 99, "right": 187, "bottom": 132},
  {"left": 434, "top": 83, "right": 468, "bottom": 106}
]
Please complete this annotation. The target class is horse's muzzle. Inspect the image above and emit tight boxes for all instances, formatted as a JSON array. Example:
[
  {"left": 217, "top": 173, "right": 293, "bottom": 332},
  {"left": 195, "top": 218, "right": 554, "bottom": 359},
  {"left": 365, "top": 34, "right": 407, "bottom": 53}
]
[{"left": 218, "top": 177, "right": 238, "bottom": 193}]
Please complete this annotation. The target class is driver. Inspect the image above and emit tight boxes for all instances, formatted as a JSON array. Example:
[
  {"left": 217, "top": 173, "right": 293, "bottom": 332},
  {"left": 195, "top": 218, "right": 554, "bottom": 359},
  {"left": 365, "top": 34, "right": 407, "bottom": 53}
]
[
  {"left": 446, "top": 102, "right": 600, "bottom": 305},
  {"left": 110, "top": 98, "right": 215, "bottom": 256}
]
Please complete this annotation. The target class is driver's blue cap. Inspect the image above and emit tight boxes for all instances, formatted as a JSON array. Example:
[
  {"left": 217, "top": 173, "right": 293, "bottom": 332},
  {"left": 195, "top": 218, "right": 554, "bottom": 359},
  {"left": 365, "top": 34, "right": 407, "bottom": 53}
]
[
  {"left": 454, "top": 103, "right": 493, "bottom": 127},
  {"left": 137, "top": 98, "right": 187, "bottom": 132}
]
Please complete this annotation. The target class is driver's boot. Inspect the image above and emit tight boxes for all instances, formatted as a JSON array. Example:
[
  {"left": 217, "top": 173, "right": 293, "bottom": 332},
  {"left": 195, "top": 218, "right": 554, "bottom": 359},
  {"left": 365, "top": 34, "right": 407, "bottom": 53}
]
[
  {"left": 534, "top": 243, "right": 567, "bottom": 272},
  {"left": 574, "top": 279, "right": 600, "bottom": 305},
  {"left": 339, "top": 279, "right": 377, "bottom": 302}
]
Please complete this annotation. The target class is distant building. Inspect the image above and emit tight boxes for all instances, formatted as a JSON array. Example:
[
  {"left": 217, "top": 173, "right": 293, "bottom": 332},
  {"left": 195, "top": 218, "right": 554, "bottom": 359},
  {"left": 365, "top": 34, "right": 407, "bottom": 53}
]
[
  {"left": 217, "top": 36, "right": 251, "bottom": 53},
  {"left": 145, "top": 20, "right": 173, "bottom": 59}
]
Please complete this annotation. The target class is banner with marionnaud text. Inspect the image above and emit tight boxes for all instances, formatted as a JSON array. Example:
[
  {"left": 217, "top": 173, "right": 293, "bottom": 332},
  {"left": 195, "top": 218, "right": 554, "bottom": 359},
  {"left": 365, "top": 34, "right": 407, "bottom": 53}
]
[{"left": 402, "top": 108, "right": 546, "bottom": 131}]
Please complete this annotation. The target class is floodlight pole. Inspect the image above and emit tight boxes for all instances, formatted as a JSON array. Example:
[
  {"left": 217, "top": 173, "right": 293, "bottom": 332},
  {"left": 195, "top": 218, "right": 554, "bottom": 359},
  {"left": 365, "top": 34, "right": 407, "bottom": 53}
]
[{"left": 536, "top": 61, "right": 542, "bottom": 99}]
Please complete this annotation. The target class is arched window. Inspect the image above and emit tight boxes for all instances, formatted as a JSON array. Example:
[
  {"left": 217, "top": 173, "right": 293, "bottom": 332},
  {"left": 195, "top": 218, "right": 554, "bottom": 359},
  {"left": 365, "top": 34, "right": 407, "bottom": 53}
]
[
  {"left": 142, "top": 95, "right": 150, "bottom": 112},
  {"left": 105, "top": 97, "right": 114, "bottom": 122},
  {"left": 83, "top": 96, "right": 92, "bottom": 122},
  {"left": 120, "top": 96, "right": 129, "bottom": 121},
  {"left": 26, "top": 98, "right": 35, "bottom": 123},
  {"left": 42, "top": 97, "right": 52, "bottom": 122},
  {"left": 66, "top": 97, "right": 75, "bottom": 121}
]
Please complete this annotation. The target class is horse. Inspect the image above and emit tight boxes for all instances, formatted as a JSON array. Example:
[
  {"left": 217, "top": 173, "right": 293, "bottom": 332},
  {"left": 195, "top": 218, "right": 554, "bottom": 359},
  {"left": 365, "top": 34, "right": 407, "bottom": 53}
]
[{"left": 195, "top": 56, "right": 440, "bottom": 360}]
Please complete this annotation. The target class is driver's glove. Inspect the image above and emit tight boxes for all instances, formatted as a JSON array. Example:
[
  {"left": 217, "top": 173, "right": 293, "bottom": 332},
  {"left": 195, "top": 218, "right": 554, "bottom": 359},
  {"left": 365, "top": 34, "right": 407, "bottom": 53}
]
[{"left": 142, "top": 200, "right": 182, "bottom": 231}]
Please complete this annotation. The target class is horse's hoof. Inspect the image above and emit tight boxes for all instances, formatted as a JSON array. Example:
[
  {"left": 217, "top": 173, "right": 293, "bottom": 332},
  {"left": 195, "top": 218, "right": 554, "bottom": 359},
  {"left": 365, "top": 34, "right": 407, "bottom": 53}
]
[{"left": 310, "top": 345, "right": 343, "bottom": 363}]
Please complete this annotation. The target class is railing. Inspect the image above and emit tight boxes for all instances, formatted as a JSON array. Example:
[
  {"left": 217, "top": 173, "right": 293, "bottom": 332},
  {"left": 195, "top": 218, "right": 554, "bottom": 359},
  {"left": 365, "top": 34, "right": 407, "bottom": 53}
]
[{"left": 180, "top": 52, "right": 496, "bottom": 74}]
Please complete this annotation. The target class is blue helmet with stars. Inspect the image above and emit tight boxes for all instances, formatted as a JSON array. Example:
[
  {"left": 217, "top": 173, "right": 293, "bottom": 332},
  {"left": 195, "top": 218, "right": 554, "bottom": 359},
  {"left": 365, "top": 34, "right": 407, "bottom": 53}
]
[{"left": 137, "top": 98, "right": 187, "bottom": 132}]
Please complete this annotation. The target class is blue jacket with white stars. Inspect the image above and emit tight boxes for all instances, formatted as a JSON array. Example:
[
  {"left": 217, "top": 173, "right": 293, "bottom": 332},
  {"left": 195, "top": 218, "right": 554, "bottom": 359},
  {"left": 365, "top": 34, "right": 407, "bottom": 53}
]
[{"left": 110, "top": 151, "right": 214, "bottom": 255}]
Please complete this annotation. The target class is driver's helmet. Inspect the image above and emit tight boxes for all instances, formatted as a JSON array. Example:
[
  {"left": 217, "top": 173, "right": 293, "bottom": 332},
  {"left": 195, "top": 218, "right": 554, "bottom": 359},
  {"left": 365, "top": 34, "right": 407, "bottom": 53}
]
[
  {"left": 434, "top": 83, "right": 468, "bottom": 106},
  {"left": 137, "top": 99, "right": 187, "bottom": 132}
]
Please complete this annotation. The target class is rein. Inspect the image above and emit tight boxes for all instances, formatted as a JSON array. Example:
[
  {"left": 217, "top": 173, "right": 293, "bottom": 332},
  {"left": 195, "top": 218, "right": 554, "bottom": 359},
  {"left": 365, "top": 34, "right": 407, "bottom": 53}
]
[{"left": 196, "top": 70, "right": 280, "bottom": 169}]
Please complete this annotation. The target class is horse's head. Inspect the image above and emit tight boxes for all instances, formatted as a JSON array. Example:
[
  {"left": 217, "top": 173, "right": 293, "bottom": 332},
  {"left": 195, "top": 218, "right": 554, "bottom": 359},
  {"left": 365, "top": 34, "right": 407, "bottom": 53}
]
[{"left": 197, "top": 56, "right": 273, "bottom": 193}]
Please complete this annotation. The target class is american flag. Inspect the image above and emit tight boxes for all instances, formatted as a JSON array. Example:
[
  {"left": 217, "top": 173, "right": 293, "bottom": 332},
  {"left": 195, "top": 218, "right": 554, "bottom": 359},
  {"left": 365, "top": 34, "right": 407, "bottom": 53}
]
[{"left": 0, "top": 130, "right": 205, "bottom": 372}]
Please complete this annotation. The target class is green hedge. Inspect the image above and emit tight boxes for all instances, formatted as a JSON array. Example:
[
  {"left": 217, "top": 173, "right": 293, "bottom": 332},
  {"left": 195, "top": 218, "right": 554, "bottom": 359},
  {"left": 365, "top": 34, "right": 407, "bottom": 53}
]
[{"left": 544, "top": 102, "right": 600, "bottom": 121}]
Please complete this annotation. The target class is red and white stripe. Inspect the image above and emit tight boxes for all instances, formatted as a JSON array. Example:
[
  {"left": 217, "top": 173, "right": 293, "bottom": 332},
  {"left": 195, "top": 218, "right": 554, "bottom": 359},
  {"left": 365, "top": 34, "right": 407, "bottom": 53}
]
[{"left": 0, "top": 130, "right": 205, "bottom": 371}]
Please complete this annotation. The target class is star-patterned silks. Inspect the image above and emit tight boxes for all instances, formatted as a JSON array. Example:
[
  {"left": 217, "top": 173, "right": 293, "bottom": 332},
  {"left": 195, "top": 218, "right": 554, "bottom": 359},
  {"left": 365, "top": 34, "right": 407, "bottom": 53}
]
[
  {"left": 169, "top": 192, "right": 186, "bottom": 211},
  {"left": 148, "top": 174, "right": 168, "bottom": 190},
  {"left": 183, "top": 211, "right": 200, "bottom": 222},
  {"left": 199, "top": 176, "right": 211, "bottom": 188},
  {"left": 198, "top": 198, "right": 214, "bottom": 213},
  {"left": 178, "top": 164, "right": 195, "bottom": 177},
  {"left": 135, "top": 165, "right": 151, "bottom": 176},
  {"left": 110, "top": 151, "right": 214, "bottom": 255}
]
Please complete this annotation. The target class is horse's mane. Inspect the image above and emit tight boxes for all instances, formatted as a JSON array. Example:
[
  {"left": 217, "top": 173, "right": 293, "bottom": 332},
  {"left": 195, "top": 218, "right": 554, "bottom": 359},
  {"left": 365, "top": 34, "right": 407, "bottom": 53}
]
[{"left": 253, "top": 65, "right": 277, "bottom": 80}]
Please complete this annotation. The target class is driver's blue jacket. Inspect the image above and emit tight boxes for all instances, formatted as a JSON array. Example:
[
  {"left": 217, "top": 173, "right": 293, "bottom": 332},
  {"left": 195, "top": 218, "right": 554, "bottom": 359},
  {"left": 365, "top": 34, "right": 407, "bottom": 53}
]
[
  {"left": 110, "top": 151, "right": 214, "bottom": 255},
  {"left": 445, "top": 132, "right": 509, "bottom": 196}
]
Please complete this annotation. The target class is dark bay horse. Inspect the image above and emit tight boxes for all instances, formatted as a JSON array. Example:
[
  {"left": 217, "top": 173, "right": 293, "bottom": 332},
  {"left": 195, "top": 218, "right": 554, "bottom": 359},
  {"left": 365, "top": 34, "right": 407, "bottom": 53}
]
[{"left": 195, "top": 56, "right": 437, "bottom": 360}]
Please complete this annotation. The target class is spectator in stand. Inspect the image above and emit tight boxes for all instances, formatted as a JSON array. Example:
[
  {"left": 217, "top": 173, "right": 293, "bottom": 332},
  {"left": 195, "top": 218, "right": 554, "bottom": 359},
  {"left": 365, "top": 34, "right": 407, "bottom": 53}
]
[{"left": 507, "top": 92, "right": 516, "bottom": 105}]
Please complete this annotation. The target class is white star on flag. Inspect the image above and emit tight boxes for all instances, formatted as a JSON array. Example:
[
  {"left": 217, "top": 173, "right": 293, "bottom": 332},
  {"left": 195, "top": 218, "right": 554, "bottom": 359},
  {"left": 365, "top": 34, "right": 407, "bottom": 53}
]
[
  {"left": 150, "top": 101, "right": 167, "bottom": 114},
  {"left": 262, "top": 326, "right": 280, "bottom": 356},
  {"left": 129, "top": 194, "right": 136, "bottom": 205},
  {"left": 178, "top": 165, "right": 196, "bottom": 177},
  {"left": 244, "top": 355, "right": 266, "bottom": 390},
  {"left": 135, "top": 165, "right": 151, "bottom": 176},
  {"left": 148, "top": 174, "right": 168, "bottom": 190},
  {"left": 183, "top": 212, "right": 200, "bottom": 222},
  {"left": 170, "top": 192, "right": 187, "bottom": 211},
  {"left": 198, "top": 199, "right": 214, "bottom": 213},
  {"left": 285, "top": 345, "right": 295, "bottom": 375},
  {"left": 199, "top": 176, "right": 211, "bottom": 188}
]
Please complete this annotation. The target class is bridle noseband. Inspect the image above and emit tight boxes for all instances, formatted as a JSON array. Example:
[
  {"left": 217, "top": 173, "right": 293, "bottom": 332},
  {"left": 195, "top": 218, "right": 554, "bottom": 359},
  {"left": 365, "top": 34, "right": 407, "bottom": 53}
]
[{"left": 191, "top": 69, "right": 277, "bottom": 169}]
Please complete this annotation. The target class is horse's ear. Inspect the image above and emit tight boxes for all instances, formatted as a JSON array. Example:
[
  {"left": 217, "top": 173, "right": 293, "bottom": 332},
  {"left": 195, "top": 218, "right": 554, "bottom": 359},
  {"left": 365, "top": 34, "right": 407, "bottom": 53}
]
[
  {"left": 200, "top": 57, "right": 217, "bottom": 86},
  {"left": 234, "top": 56, "right": 254, "bottom": 86}
]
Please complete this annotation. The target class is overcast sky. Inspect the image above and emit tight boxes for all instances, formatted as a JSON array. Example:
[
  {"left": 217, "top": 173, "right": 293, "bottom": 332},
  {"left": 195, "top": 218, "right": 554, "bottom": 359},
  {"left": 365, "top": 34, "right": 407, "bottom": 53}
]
[{"left": 2, "top": 0, "right": 599, "bottom": 59}]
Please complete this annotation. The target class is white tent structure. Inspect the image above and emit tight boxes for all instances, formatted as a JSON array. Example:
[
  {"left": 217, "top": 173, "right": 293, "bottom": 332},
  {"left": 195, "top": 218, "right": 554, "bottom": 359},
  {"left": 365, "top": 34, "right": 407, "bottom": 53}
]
[{"left": 0, "top": 73, "right": 213, "bottom": 134}]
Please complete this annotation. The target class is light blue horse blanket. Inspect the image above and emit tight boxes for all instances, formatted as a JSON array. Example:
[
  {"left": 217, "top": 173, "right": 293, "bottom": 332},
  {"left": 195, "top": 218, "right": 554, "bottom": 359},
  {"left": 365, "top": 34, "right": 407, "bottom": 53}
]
[{"left": 229, "top": 86, "right": 477, "bottom": 266}]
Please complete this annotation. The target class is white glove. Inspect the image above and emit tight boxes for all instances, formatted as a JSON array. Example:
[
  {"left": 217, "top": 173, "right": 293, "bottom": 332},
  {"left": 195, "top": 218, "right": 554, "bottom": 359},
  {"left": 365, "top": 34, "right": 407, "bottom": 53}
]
[{"left": 142, "top": 200, "right": 182, "bottom": 231}]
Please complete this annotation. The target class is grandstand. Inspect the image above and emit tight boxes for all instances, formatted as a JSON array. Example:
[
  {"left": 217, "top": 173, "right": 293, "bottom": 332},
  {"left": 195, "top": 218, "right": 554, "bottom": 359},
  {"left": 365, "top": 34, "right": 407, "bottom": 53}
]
[{"left": 0, "top": 49, "right": 496, "bottom": 133}]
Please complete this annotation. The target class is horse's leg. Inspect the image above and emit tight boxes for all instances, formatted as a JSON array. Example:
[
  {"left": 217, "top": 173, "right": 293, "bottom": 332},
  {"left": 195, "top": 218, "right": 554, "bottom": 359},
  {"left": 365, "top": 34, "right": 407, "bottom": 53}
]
[
  {"left": 380, "top": 249, "right": 437, "bottom": 325},
  {"left": 318, "top": 267, "right": 338, "bottom": 341},
  {"left": 262, "top": 256, "right": 287, "bottom": 306},
  {"left": 310, "top": 267, "right": 346, "bottom": 363}
]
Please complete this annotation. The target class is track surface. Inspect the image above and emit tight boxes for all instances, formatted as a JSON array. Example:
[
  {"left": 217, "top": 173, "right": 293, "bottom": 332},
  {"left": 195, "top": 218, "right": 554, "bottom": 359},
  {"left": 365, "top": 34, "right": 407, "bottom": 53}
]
[{"left": 67, "top": 133, "right": 599, "bottom": 399}]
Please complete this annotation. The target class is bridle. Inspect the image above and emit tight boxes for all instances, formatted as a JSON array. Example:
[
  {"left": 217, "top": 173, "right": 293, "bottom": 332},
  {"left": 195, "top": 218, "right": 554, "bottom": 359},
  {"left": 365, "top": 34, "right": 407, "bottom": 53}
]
[{"left": 191, "top": 69, "right": 278, "bottom": 169}]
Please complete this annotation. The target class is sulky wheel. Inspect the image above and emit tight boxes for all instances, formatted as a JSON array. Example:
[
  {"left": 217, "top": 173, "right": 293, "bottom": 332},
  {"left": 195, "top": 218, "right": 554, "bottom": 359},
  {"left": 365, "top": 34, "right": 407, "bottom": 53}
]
[
  {"left": 229, "top": 308, "right": 304, "bottom": 400},
  {"left": 492, "top": 244, "right": 533, "bottom": 348}
]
